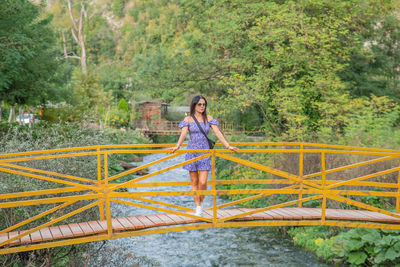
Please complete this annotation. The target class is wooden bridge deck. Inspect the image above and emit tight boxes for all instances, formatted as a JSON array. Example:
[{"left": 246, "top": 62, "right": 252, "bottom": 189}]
[
  {"left": 2, "top": 208, "right": 400, "bottom": 247},
  {"left": 140, "top": 129, "right": 181, "bottom": 135}
]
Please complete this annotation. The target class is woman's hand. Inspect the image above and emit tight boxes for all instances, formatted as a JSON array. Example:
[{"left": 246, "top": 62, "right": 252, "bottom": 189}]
[
  {"left": 227, "top": 145, "right": 238, "bottom": 153},
  {"left": 170, "top": 146, "right": 180, "bottom": 153}
]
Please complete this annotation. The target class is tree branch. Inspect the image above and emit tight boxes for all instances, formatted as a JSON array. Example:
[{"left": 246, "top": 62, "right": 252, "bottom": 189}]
[
  {"left": 78, "top": 2, "right": 84, "bottom": 39},
  {"left": 71, "top": 28, "right": 78, "bottom": 44},
  {"left": 67, "top": 0, "right": 78, "bottom": 32},
  {"left": 63, "top": 55, "right": 81, "bottom": 59}
]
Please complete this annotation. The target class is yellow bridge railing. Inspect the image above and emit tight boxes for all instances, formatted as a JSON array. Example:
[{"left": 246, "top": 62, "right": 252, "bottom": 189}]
[{"left": 1, "top": 142, "right": 400, "bottom": 254}]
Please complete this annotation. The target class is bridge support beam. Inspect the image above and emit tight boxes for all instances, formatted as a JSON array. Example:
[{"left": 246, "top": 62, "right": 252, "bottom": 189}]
[{"left": 298, "top": 144, "right": 304, "bottom": 207}]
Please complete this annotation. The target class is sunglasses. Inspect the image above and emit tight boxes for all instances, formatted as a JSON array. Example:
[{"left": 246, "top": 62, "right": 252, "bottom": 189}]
[{"left": 197, "top": 103, "right": 206, "bottom": 107}]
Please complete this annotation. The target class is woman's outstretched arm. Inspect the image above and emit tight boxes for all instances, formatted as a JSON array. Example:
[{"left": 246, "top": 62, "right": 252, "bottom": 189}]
[
  {"left": 171, "top": 120, "right": 189, "bottom": 153},
  {"left": 209, "top": 116, "right": 238, "bottom": 152}
]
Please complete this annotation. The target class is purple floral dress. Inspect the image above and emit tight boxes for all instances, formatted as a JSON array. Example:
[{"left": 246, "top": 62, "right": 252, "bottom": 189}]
[{"left": 178, "top": 119, "right": 219, "bottom": 171}]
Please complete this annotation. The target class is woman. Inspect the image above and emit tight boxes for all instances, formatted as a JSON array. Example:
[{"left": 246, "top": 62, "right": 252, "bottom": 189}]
[{"left": 171, "top": 95, "right": 237, "bottom": 216}]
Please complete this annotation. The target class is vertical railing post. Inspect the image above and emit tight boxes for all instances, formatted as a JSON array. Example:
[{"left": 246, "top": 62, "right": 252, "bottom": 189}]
[
  {"left": 212, "top": 150, "right": 217, "bottom": 226},
  {"left": 321, "top": 152, "right": 326, "bottom": 223},
  {"left": 97, "top": 147, "right": 105, "bottom": 220},
  {"left": 104, "top": 152, "right": 112, "bottom": 237},
  {"left": 396, "top": 159, "right": 400, "bottom": 213},
  {"left": 298, "top": 144, "right": 304, "bottom": 207}
]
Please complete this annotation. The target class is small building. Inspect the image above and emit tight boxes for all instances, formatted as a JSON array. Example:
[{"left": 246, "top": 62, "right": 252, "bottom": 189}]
[{"left": 136, "top": 101, "right": 169, "bottom": 123}]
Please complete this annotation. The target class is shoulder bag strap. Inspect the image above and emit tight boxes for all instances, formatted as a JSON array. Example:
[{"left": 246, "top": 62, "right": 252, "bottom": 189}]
[{"left": 192, "top": 116, "right": 208, "bottom": 139}]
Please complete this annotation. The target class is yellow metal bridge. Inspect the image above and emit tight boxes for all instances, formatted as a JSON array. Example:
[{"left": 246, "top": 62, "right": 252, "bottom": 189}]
[{"left": 1, "top": 142, "right": 400, "bottom": 255}]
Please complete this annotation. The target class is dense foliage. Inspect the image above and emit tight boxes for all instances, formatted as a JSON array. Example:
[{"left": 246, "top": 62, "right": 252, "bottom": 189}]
[
  {"left": 288, "top": 227, "right": 400, "bottom": 265},
  {"left": 0, "top": 0, "right": 61, "bottom": 107}
]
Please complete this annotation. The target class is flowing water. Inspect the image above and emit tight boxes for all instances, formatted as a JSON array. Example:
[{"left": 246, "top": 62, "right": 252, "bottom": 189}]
[{"left": 90, "top": 152, "right": 331, "bottom": 267}]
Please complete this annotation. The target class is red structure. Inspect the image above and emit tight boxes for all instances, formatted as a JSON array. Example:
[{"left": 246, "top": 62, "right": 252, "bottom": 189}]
[{"left": 136, "top": 101, "right": 168, "bottom": 124}]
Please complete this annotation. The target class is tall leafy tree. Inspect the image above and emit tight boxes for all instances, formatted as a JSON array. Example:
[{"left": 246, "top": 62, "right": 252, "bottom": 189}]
[
  {"left": 341, "top": 14, "right": 400, "bottom": 102},
  {"left": 0, "top": 0, "right": 60, "bottom": 119}
]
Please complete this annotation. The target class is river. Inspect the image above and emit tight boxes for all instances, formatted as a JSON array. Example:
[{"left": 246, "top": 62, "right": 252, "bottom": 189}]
[{"left": 89, "top": 152, "right": 331, "bottom": 266}]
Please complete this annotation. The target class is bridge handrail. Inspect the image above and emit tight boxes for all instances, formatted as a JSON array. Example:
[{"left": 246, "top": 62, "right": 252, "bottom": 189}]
[{"left": 1, "top": 142, "right": 400, "bottom": 254}]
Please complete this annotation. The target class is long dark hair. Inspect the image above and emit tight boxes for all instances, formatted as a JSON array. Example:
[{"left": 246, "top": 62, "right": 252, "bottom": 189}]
[{"left": 190, "top": 95, "right": 208, "bottom": 123}]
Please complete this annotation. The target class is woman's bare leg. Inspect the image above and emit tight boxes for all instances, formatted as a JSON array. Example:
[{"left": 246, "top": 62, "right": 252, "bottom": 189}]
[
  {"left": 198, "top": 170, "right": 209, "bottom": 204},
  {"left": 189, "top": 171, "right": 200, "bottom": 206}
]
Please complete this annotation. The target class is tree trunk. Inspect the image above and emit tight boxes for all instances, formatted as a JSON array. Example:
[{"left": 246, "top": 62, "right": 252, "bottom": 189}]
[
  {"left": 79, "top": 29, "right": 87, "bottom": 74},
  {"left": 67, "top": 0, "right": 87, "bottom": 74},
  {"left": 18, "top": 106, "right": 24, "bottom": 125},
  {"left": 8, "top": 106, "right": 15, "bottom": 123},
  {"left": 62, "top": 30, "right": 68, "bottom": 62},
  {"left": 29, "top": 107, "right": 34, "bottom": 128}
]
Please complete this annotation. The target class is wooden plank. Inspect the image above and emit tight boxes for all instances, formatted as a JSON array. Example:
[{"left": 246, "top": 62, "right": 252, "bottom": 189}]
[
  {"left": 68, "top": 223, "right": 85, "bottom": 237},
  {"left": 284, "top": 208, "right": 307, "bottom": 219},
  {"left": 30, "top": 230, "right": 43, "bottom": 243},
  {"left": 237, "top": 208, "right": 258, "bottom": 220},
  {"left": 39, "top": 227, "right": 53, "bottom": 241},
  {"left": 176, "top": 213, "right": 197, "bottom": 223},
  {"left": 237, "top": 208, "right": 263, "bottom": 220},
  {"left": 199, "top": 210, "right": 213, "bottom": 220},
  {"left": 339, "top": 210, "right": 366, "bottom": 221},
  {"left": 78, "top": 222, "right": 95, "bottom": 236},
  {"left": 342, "top": 210, "right": 400, "bottom": 223},
  {"left": 300, "top": 208, "right": 321, "bottom": 219},
  {"left": 257, "top": 210, "right": 275, "bottom": 220},
  {"left": 87, "top": 220, "right": 105, "bottom": 234},
  {"left": 19, "top": 230, "right": 32, "bottom": 244},
  {"left": 264, "top": 209, "right": 284, "bottom": 220},
  {"left": 97, "top": 220, "right": 108, "bottom": 232},
  {"left": 352, "top": 210, "right": 381, "bottom": 221},
  {"left": 156, "top": 213, "right": 178, "bottom": 226},
  {"left": 326, "top": 209, "right": 355, "bottom": 220},
  {"left": 217, "top": 209, "right": 231, "bottom": 219},
  {"left": 272, "top": 208, "right": 294, "bottom": 219},
  {"left": 168, "top": 213, "right": 186, "bottom": 224},
  {"left": 116, "top": 217, "right": 136, "bottom": 230},
  {"left": 250, "top": 209, "right": 269, "bottom": 220},
  {"left": 146, "top": 214, "right": 168, "bottom": 227},
  {"left": 176, "top": 212, "right": 198, "bottom": 223},
  {"left": 0, "top": 233, "right": 8, "bottom": 246},
  {"left": 49, "top": 226, "right": 63, "bottom": 240},
  {"left": 136, "top": 216, "right": 155, "bottom": 228},
  {"left": 164, "top": 213, "right": 184, "bottom": 224},
  {"left": 279, "top": 208, "right": 303, "bottom": 219},
  {"left": 8, "top": 231, "right": 20, "bottom": 245},
  {"left": 59, "top": 225, "right": 73, "bottom": 238},
  {"left": 126, "top": 216, "right": 146, "bottom": 229},
  {"left": 358, "top": 210, "right": 400, "bottom": 223},
  {"left": 111, "top": 219, "right": 125, "bottom": 231},
  {"left": 224, "top": 209, "right": 249, "bottom": 220}
]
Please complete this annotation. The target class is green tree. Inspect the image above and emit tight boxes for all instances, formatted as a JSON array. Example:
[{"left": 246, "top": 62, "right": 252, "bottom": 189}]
[
  {"left": 0, "top": 0, "right": 61, "bottom": 116},
  {"left": 341, "top": 14, "right": 400, "bottom": 102},
  {"left": 203, "top": 0, "right": 399, "bottom": 140},
  {"left": 71, "top": 69, "right": 111, "bottom": 123}
]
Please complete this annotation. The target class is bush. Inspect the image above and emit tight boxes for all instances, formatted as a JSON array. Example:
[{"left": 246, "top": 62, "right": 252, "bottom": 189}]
[{"left": 288, "top": 226, "right": 400, "bottom": 266}]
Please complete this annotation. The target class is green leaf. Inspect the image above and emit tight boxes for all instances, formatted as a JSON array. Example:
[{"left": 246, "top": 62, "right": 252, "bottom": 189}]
[
  {"left": 348, "top": 251, "right": 367, "bottom": 265},
  {"left": 331, "top": 241, "right": 346, "bottom": 257},
  {"left": 385, "top": 247, "right": 399, "bottom": 261},
  {"left": 345, "top": 239, "right": 365, "bottom": 251},
  {"left": 361, "top": 230, "right": 381, "bottom": 244},
  {"left": 393, "top": 241, "right": 400, "bottom": 251},
  {"left": 364, "top": 246, "right": 374, "bottom": 255},
  {"left": 375, "top": 251, "right": 386, "bottom": 264}
]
